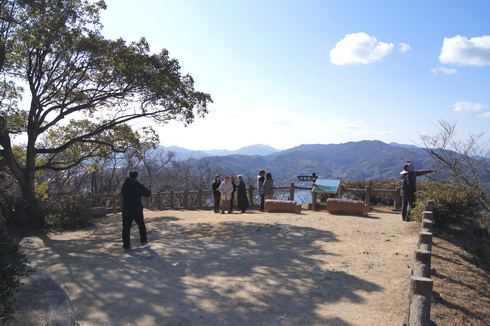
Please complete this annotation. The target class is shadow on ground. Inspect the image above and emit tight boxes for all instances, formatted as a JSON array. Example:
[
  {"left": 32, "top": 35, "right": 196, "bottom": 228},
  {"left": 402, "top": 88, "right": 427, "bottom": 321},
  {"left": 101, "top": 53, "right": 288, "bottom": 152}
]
[
  {"left": 29, "top": 213, "right": 383, "bottom": 325},
  {"left": 430, "top": 220, "right": 490, "bottom": 325}
]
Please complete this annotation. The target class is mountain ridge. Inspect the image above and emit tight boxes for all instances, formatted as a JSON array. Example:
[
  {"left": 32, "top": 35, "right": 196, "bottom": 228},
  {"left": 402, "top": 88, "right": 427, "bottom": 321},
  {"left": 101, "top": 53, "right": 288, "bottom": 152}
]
[
  {"left": 181, "top": 140, "right": 435, "bottom": 182},
  {"left": 161, "top": 144, "right": 280, "bottom": 160}
]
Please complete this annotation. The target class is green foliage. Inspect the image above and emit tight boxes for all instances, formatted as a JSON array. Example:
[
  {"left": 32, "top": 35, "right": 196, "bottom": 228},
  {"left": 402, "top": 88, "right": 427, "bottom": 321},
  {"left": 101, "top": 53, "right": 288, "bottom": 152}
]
[
  {"left": 0, "top": 0, "right": 211, "bottom": 227},
  {"left": 35, "top": 180, "right": 48, "bottom": 201},
  {"left": 0, "top": 236, "right": 28, "bottom": 323},
  {"left": 44, "top": 195, "right": 95, "bottom": 230},
  {"left": 343, "top": 179, "right": 399, "bottom": 190},
  {"left": 41, "top": 121, "right": 143, "bottom": 170},
  {"left": 411, "top": 182, "right": 481, "bottom": 224}
]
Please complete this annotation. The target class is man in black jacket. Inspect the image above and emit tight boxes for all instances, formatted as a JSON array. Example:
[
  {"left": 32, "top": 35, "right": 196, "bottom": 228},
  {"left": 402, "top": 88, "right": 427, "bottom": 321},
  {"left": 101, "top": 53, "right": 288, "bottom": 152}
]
[
  {"left": 400, "top": 162, "right": 433, "bottom": 221},
  {"left": 121, "top": 171, "right": 151, "bottom": 250}
]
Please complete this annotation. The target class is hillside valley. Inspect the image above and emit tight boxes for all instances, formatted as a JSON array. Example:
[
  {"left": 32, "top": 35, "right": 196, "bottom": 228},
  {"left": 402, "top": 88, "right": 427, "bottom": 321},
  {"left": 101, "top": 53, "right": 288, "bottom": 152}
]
[{"left": 175, "top": 140, "right": 436, "bottom": 182}]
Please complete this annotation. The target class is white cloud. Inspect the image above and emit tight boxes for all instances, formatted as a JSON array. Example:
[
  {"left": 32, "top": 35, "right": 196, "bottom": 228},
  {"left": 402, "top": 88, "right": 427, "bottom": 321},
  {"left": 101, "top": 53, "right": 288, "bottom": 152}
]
[
  {"left": 399, "top": 42, "right": 411, "bottom": 53},
  {"left": 480, "top": 112, "right": 490, "bottom": 118},
  {"left": 431, "top": 67, "right": 457, "bottom": 75},
  {"left": 439, "top": 35, "right": 490, "bottom": 66},
  {"left": 330, "top": 32, "right": 394, "bottom": 65},
  {"left": 451, "top": 101, "right": 486, "bottom": 113}
]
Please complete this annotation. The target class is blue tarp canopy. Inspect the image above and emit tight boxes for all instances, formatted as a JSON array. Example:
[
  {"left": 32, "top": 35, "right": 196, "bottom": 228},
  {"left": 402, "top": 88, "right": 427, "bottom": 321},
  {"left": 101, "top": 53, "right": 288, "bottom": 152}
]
[{"left": 312, "top": 178, "right": 341, "bottom": 194}]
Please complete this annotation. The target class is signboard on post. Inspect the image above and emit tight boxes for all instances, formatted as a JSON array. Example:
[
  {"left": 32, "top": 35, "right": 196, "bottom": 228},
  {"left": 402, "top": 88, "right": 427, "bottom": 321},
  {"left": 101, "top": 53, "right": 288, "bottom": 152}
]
[{"left": 297, "top": 173, "right": 318, "bottom": 182}]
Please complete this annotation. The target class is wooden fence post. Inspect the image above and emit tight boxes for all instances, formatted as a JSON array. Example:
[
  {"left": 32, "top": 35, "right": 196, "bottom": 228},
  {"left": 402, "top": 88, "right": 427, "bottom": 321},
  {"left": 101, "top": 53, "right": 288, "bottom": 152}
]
[
  {"left": 418, "top": 231, "right": 433, "bottom": 252},
  {"left": 423, "top": 211, "right": 434, "bottom": 222},
  {"left": 197, "top": 189, "right": 203, "bottom": 209},
  {"left": 407, "top": 199, "right": 435, "bottom": 326},
  {"left": 112, "top": 193, "right": 118, "bottom": 214},
  {"left": 157, "top": 193, "right": 162, "bottom": 210},
  {"left": 169, "top": 190, "right": 175, "bottom": 209},
  {"left": 425, "top": 200, "right": 435, "bottom": 212},
  {"left": 414, "top": 249, "right": 432, "bottom": 278},
  {"left": 421, "top": 218, "right": 434, "bottom": 233},
  {"left": 409, "top": 276, "right": 433, "bottom": 326},
  {"left": 365, "top": 185, "right": 371, "bottom": 206},
  {"left": 183, "top": 190, "right": 189, "bottom": 209},
  {"left": 289, "top": 183, "right": 295, "bottom": 201},
  {"left": 248, "top": 185, "right": 255, "bottom": 208},
  {"left": 312, "top": 191, "right": 317, "bottom": 211},
  {"left": 394, "top": 188, "right": 401, "bottom": 210}
]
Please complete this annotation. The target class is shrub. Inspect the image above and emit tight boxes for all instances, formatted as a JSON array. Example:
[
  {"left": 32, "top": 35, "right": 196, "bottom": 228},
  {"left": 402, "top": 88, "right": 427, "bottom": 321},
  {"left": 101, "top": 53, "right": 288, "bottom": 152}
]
[
  {"left": 44, "top": 195, "right": 95, "bottom": 230},
  {"left": 342, "top": 179, "right": 399, "bottom": 206},
  {"left": 411, "top": 182, "right": 481, "bottom": 224},
  {"left": 0, "top": 236, "right": 28, "bottom": 323}
]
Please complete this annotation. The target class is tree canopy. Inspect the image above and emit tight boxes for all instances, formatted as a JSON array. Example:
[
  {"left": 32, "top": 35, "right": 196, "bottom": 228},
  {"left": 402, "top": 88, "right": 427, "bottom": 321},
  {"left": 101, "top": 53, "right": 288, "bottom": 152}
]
[{"left": 0, "top": 0, "right": 212, "bottom": 225}]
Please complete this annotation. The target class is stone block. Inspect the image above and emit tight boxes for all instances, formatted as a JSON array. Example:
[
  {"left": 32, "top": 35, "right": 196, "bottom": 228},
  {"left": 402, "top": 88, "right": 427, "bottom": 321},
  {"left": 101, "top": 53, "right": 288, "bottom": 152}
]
[
  {"left": 326, "top": 198, "right": 368, "bottom": 216},
  {"left": 264, "top": 200, "right": 301, "bottom": 214}
]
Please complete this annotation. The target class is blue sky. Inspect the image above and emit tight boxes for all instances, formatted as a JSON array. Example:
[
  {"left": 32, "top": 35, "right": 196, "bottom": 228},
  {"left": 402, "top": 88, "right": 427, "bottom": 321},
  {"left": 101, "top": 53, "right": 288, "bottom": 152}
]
[{"left": 101, "top": 0, "right": 490, "bottom": 150}]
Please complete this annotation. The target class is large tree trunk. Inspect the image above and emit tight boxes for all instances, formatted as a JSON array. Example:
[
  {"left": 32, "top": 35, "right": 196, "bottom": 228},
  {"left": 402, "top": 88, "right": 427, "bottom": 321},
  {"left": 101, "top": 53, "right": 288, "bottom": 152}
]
[
  {"left": 1, "top": 119, "right": 45, "bottom": 228},
  {"left": 20, "top": 129, "right": 45, "bottom": 228},
  {"left": 17, "top": 171, "right": 45, "bottom": 228}
]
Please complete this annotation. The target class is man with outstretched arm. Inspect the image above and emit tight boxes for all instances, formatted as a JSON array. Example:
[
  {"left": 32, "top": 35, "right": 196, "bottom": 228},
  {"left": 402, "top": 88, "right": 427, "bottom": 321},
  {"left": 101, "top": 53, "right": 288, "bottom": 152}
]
[
  {"left": 121, "top": 171, "right": 151, "bottom": 250},
  {"left": 400, "top": 162, "right": 434, "bottom": 221}
]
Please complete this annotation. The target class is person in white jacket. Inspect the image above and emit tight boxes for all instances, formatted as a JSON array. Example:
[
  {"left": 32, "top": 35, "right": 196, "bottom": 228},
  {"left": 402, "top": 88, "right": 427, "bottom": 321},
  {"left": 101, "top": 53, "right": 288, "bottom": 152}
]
[{"left": 218, "top": 176, "right": 234, "bottom": 214}]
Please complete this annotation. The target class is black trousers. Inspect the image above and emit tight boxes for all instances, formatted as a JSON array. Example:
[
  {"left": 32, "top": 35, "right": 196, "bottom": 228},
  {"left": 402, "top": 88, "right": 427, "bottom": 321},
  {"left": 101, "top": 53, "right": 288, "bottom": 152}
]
[
  {"left": 401, "top": 192, "right": 415, "bottom": 221},
  {"left": 213, "top": 192, "right": 221, "bottom": 212},
  {"left": 122, "top": 208, "right": 147, "bottom": 248},
  {"left": 260, "top": 194, "right": 265, "bottom": 211},
  {"left": 230, "top": 191, "right": 235, "bottom": 212}
]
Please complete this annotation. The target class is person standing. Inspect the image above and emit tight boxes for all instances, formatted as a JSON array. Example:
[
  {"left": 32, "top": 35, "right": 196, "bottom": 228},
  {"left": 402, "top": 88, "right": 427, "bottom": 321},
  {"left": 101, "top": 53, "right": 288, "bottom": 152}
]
[
  {"left": 257, "top": 170, "right": 266, "bottom": 211},
  {"left": 218, "top": 176, "right": 234, "bottom": 214},
  {"left": 121, "top": 171, "right": 151, "bottom": 250},
  {"left": 263, "top": 172, "right": 274, "bottom": 200},
  {"left": 400, "top": 164, "right": 412, "bottom": 221},
  {"left": 236, "top": 175, "right": 249, "bottom": 213},
  {"left": 229, "top": 176, "right": 237, "bottom": 213},
  {"left": 212, "top": 175, "right": 221, "bottom": 213},
  {"left": 400, "top": 162, "right": 433, "bottom": 221}
]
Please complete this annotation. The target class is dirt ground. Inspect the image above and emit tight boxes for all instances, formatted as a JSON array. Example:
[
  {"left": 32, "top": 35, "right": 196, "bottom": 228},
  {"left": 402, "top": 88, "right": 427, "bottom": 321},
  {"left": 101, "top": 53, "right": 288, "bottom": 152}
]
[
  {"left": 17, "top": 209, "right": 418, "bottom": 326},
  {"left": 430, "top": 224, "right": 490, "bottom": 326}
]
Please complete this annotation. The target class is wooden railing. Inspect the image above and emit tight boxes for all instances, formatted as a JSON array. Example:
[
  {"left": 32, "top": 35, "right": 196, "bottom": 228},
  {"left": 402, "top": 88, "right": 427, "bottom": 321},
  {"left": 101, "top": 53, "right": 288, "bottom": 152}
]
[
  {"left": 407, "top": 200, "right": 435, "bottom": 326},
  {"left": 59, "top": 182, "right": 401, "bottom": 213}
]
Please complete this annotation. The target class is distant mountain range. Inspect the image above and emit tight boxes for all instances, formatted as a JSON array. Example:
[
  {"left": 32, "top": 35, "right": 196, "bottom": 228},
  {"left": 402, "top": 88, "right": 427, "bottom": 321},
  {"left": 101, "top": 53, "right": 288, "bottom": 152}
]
[
  {"left": 161, "top": 144, "right": 280, "bottom": 160},
  {"left": 162, "top": 140, "right": 437, "bottom": 182}
]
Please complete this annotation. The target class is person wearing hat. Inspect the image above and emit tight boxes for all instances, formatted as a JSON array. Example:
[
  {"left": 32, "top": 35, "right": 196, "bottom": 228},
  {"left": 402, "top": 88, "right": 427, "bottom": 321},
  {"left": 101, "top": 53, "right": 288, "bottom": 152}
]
[
  {"left": 121, "top": 171, "right": 152, "bottom": 250},
  {"left": 400, "top": 162, "right": 433, "bottom": 221}
]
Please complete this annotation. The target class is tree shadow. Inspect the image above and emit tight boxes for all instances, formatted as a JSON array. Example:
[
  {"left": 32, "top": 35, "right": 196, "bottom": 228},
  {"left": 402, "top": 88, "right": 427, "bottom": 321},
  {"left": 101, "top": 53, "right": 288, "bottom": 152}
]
[
  {"left": 26, "top": 215, "right": 383, "bottom": 325},
  {"left": 320, "top": 211, "right": 380, "bottom": 219},
  {"left": 433, "top": 223, "right": 490, "bottom": 278},
  {"left": 432, "top": 290, "right": 489, "bottom": 324},
  {"left": 430, "top": 221, "right": 490, "bottom": 325},
  {"left": 149, "top": 215, "right": 181, "bottom": 223}
]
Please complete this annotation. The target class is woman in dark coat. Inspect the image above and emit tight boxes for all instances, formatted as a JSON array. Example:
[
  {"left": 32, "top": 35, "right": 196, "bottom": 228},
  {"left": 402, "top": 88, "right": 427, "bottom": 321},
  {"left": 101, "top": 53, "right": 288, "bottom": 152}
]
[
  {"left": 212, "top": 175, "right": 221, "bottom": 213},
  {"left": 263, "top": 172, "right": 274, "bottom": 200},
  {"left": 230, "top": 176, "right": 237, "bottom": 213},
  {"left": 236, "top": 175, "right": 249, "bottom": 213}
]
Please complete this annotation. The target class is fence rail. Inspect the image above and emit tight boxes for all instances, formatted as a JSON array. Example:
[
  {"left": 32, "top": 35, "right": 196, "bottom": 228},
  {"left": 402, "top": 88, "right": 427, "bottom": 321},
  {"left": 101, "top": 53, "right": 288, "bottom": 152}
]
[
  {"left": 49, "top": 183, "right": 402, "bottom": 212},
  {"left": 407, "top": 200, "right": 435, "bottom": 326}
]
